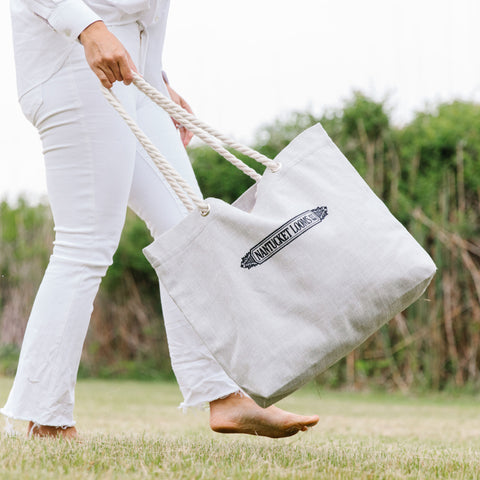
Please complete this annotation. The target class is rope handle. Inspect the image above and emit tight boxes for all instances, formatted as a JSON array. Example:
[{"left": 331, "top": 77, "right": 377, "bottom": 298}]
[
  {"left": 131, "top": 73, "right": 282, "bottom": 177},
  {"left": 101, "top": 85, "right": 211, "bottom": 216},
  {"left": 101, "top": 74, "right": 282, "bottom": 216}
]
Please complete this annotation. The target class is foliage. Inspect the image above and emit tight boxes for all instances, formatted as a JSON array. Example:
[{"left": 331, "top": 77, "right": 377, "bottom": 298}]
[
  {"left": 398, "top": 101, "right": 480, "bottom": 226},
  {"left": 189, "top": 145, "right": 258, "bottom": 203},
  {"left": 0, "top": 199, "right": 53, "bottom": 349},
  {"left": 0, "top": 344, "right": 20, "bottom": 377},
  {"left": 1, "top": 92, "right": 479, "bottom": 390}
]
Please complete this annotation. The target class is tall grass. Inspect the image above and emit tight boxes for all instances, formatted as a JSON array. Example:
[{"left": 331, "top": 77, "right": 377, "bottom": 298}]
[{"left": 0, "top": 94, "right": 479, "bottom": 390}]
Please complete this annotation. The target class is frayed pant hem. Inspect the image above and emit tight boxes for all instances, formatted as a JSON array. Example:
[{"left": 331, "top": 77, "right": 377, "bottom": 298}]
[
  {"left": 178, "top": 389, "right": 246, "bottom": 414},
  {"left": 0, "top": 408, "right": 76, "bottom": 429}
]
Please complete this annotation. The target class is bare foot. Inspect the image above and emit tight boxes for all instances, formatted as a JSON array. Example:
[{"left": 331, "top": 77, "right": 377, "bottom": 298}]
[
  {"left": 209, "top": 393, "right": 319, "bottom": 438},
  {"left": 28, "top": 421, "right": 79, "bottom": 440}
]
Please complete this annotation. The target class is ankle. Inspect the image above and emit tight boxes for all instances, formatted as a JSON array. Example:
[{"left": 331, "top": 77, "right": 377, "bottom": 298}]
[{"left": 210, "top": 391, "right": 249, "bottom": 409}]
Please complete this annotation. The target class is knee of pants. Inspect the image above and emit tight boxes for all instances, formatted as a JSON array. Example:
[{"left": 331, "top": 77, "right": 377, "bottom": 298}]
[{"left": 50, "top": 226, "right": 121, "bottom": 275}]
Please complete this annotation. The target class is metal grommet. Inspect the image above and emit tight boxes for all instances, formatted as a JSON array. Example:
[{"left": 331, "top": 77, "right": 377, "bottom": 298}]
[
  {"left": 270, "top": 162, "right": 282, "bottom": 173},
  {"left": 200, "top": 204, "right": 211, "bottom": 217}
]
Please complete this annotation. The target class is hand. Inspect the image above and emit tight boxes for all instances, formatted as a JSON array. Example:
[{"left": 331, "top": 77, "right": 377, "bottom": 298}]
[
  {"left": 79, "top": 21, "right": 138, "bottom": 89},
  {"left": 165, "top": 83, "right": 194, "bottom": 147}
]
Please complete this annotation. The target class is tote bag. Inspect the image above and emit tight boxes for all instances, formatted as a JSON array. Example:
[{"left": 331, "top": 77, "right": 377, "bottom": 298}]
[{"left": 102, "top": 75, "right": 436, "bottom": 407}]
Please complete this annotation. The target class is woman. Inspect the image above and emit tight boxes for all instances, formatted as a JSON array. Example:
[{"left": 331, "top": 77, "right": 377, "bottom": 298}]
[{"left": 2, "top": 0, "right": 319, "bottom": 438}]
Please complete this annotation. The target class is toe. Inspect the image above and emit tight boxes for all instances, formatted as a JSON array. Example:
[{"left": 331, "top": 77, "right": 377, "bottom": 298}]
[{"left": 305, "top": 415, "right": 319, "bottom": 427}]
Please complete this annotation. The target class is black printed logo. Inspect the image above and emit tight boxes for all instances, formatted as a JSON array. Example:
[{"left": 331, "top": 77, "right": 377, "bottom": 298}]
[{"left": 240, "top": 206, "right": 328, "bottom": 269}]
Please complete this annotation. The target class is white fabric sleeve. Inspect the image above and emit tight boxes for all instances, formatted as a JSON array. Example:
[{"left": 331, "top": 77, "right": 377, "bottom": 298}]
[{"left": 23, "top": 0, "right": 102, "bottom": 41}]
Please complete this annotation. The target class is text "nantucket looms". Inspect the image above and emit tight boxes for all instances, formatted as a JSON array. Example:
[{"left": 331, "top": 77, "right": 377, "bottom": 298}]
[{"left": 240, "top": 206, "right": 328, "bottom": 269}]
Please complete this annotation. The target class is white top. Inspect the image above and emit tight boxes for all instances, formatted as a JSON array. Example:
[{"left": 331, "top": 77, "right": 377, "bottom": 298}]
[{"left": 10, "top": 0, "right": 169, "bottom": 98}]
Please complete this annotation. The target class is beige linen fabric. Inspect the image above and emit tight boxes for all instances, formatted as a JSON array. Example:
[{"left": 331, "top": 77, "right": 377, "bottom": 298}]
[{"left": 144, "top": 124, "right": 436, "bottom": 407}]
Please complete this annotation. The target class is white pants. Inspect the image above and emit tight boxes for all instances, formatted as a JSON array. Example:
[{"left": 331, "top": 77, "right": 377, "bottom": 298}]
[{"left": 1, "top": 22, "right": 238, "bottom": 427}]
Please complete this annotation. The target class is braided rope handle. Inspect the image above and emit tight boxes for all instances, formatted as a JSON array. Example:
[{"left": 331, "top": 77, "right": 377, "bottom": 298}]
[
  {"left": 101, "top": 75, "right": 281, "bottom": 216},
  {"left": 101, "top": 85, "right": 211, "bottom": 216},
  {"left": 131, "top": 73, "right": 282, "bottom": 176}
]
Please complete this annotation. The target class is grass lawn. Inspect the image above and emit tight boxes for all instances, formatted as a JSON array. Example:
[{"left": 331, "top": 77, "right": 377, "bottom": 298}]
[{"left": 1, "top": 377, "right": 480, "bottom": 479}]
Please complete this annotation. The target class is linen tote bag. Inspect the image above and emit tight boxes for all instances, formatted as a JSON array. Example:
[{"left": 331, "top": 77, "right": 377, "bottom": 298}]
[{"left": 102, "top": 75, "right": 436, "bottom": 407}]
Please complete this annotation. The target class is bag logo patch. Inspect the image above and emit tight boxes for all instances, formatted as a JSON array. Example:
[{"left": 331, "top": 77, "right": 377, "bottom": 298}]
[{"left": 240, "top": 206, "right": 328, "bottom": 269}]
